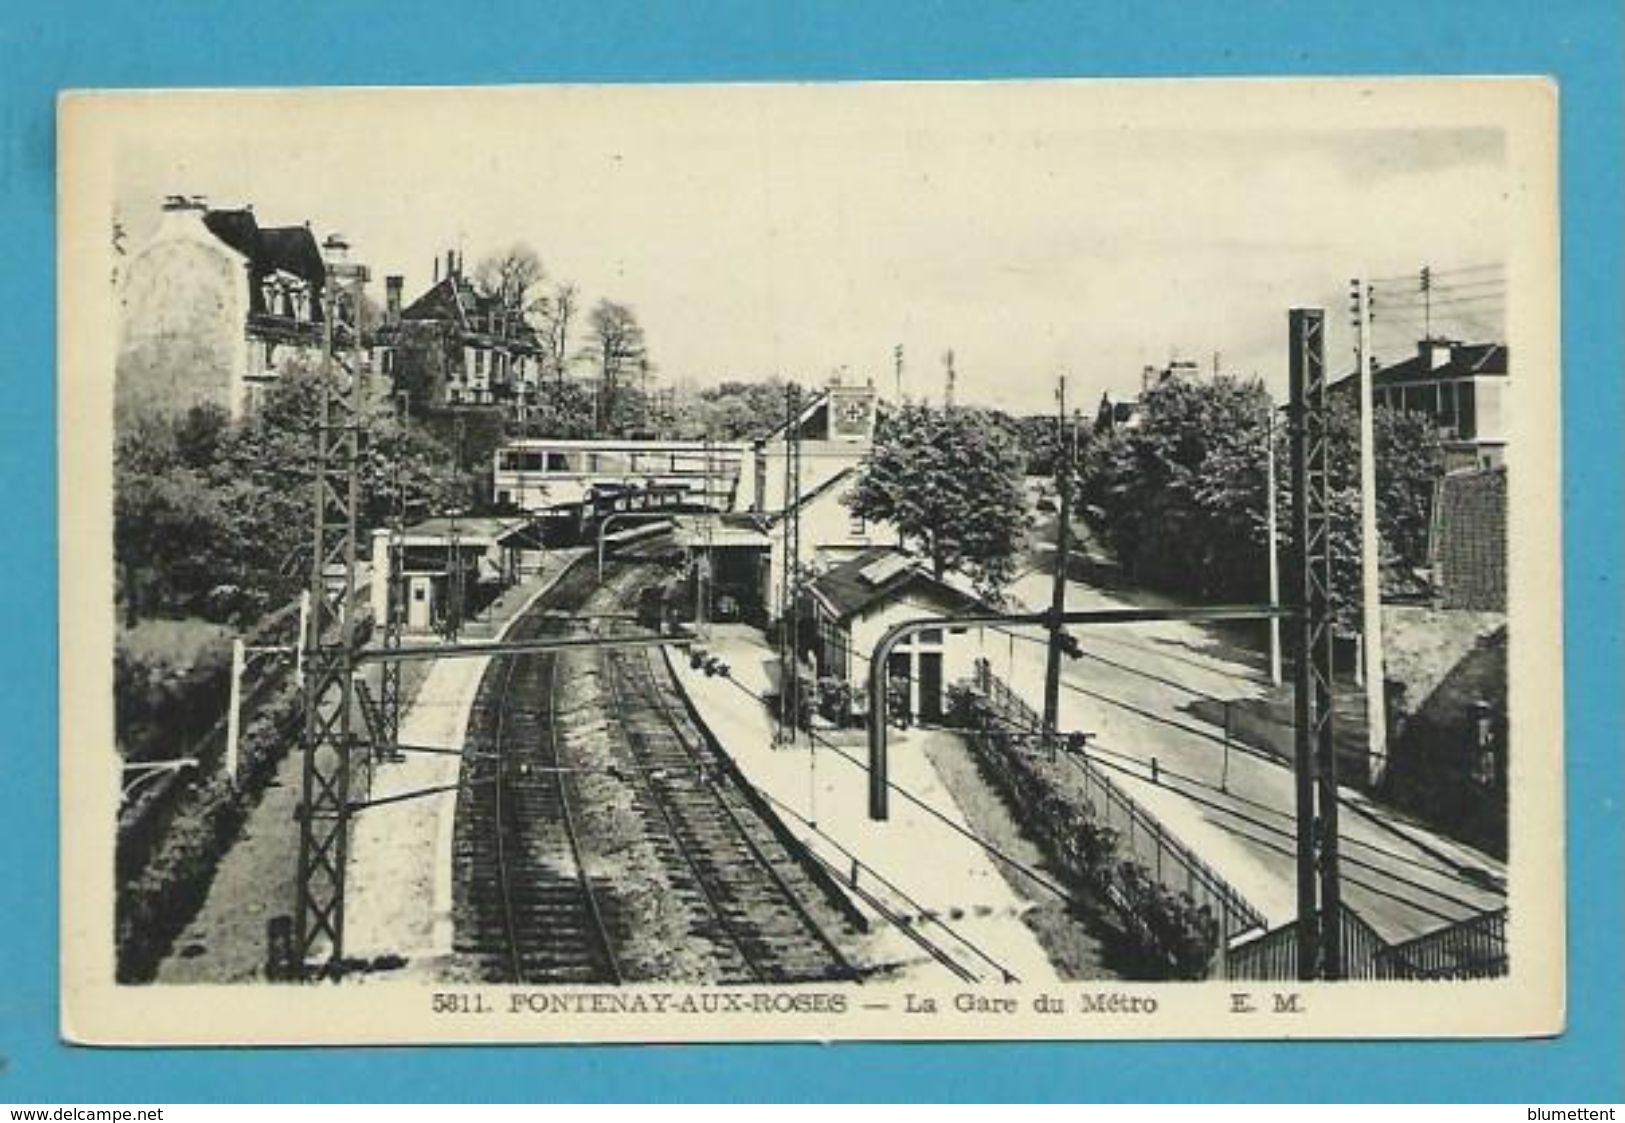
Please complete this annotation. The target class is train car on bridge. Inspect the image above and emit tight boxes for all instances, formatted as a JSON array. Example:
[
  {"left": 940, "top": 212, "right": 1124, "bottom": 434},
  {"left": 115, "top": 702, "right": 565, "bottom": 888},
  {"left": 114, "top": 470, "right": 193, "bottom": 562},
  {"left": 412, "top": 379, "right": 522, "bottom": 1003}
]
[{"left": 492, "top": 438, "right": 751, "bottom": 515}]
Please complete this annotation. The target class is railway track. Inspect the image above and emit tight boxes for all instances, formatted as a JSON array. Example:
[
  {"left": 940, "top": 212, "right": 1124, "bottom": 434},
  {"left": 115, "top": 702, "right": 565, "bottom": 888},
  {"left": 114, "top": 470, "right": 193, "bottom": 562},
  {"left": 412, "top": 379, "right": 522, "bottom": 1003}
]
[
  {"left": 453, "top": 550, "right": 860, "bottom": 984},
  {"left": 601, "top": 643, "right": 859, "bottom": 984},
  {"left": 453, "top": 568, "right": 622, "bottom": 984}
]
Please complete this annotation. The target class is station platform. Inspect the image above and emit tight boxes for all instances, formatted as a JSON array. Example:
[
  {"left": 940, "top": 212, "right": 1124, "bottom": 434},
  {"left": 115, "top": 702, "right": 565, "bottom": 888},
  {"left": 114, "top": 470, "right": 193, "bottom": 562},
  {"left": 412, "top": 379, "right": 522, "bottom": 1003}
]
[
  {"left": 666, "top": 625, "right": 1063, "bottom": 986},
  {"left": 343, "top": 549, "right": 588, "bottom": 969}
]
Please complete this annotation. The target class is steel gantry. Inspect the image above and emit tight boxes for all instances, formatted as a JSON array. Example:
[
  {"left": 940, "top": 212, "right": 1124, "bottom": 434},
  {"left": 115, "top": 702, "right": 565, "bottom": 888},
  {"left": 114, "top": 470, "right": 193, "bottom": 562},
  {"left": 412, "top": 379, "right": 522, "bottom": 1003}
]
[
  {"left": 862, "top": 307, "right": 1342, "bottom": 979},
  {"left": 293, "top": 240, "right": 371, "bottom": 970},
  {"left": 1289, "top": 306, "right": 1342, "bottom": 980}
]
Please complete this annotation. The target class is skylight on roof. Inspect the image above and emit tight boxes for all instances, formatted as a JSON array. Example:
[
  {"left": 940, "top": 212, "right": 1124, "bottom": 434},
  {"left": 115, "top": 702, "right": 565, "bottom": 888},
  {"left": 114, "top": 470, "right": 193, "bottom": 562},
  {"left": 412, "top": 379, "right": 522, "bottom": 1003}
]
[{"left": 857, "top": 554, "right": 913, "bottom": 585}]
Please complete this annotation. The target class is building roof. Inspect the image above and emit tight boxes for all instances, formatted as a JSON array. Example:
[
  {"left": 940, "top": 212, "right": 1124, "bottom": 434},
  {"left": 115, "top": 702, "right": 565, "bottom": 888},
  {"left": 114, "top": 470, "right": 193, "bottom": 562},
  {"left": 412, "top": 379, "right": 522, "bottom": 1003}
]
[
  {"left": 761, "top": 464, "right": 858, "bottom": 527},
  {"left": 756, "top": 389, "right": 833, "bottom": 443},
  {"left": 400, "top": 516, "right": 509, "bottom": 548},
  {"left": 671, "top": 514, "right": 771, "bottom": 549},
  {"left": 397, "top": 273, "right": 541, "bottom": 351},
  {"left": 805, "top": 546, "right": 985, "bottom": 623},
  {"left": 1334, "top": 340, "right": 1508, "bottom": 392},
  {"left": 201, "top": 209, "right": 326, "bottom": 283}
]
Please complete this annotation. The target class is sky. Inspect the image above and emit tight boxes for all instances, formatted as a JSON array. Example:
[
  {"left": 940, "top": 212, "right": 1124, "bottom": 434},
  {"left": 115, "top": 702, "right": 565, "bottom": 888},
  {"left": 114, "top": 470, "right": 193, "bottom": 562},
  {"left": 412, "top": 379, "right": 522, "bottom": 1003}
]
[{"left": 110, "top": 82, "right": 1517, "bottom": 415}]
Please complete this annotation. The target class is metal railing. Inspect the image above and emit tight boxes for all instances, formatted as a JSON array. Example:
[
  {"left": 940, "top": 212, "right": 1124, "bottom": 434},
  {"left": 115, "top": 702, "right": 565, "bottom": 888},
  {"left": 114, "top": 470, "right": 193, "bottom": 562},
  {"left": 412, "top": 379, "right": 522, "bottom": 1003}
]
[
  {"left": 1226, "top": 903, "right": 1508, "bottom": 981},
  {"left": 1376, "top": 907, "right": 1508, "bottom": 980},
  {"left": 967, "top": 660, "right": 1267, "bottom": 943}
]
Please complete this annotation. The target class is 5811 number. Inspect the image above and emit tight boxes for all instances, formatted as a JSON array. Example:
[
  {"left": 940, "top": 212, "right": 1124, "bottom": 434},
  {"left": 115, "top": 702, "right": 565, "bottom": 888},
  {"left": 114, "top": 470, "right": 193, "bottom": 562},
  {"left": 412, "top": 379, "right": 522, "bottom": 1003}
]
[{"left": 432, "top": 991, "right": 490, "bottom": 1014}]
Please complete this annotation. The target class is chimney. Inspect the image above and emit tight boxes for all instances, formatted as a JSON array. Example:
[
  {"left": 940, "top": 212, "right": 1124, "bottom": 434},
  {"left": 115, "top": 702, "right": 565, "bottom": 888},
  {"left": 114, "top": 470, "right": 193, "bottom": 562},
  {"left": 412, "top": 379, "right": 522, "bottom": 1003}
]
[
  {"left": 161, "top": 193, "right": 208, "bottom": 212},
  {"left": 385, "top": 275, "right": 403, "bottom": 325},
  {"left": 446, "top": 250, "right": 456, "bottom": 280},
  {"left": 433, "top": 255, "right": 440, "bottom": 284},
  {"left": 1422, "top": 339, "right": 1454, "bottom": 370},
  {"left": 154, "top": 194, "right": 211, "bottom": 242}
]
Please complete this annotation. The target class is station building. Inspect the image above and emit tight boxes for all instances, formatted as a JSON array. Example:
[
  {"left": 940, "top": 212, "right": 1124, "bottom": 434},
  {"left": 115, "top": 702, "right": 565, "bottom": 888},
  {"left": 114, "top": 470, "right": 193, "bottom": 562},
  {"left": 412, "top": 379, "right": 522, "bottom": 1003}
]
[{"left": 801, "top": 547, "right": 987, "bottom": 725}]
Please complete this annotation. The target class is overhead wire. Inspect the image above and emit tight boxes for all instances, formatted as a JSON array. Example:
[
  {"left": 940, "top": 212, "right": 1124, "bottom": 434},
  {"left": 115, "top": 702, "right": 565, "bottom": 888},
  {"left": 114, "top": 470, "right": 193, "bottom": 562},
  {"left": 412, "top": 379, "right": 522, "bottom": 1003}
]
[
  {"left": 800, "top": 603, "right": 1500, "bottom": 892},
  {"left": 978, "top": 690, "right": 1497, "bottom": 921}
]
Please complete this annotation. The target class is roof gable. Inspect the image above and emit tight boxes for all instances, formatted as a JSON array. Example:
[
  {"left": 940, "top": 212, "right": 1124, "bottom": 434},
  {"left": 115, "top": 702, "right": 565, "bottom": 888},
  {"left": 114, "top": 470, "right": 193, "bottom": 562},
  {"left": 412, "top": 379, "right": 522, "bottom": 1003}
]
[
  {"left": 806, "top": 547, "right": 985, "bottom": 622},
  {"left": 202, "top": 209, "right": 325, "bottom": 283}
]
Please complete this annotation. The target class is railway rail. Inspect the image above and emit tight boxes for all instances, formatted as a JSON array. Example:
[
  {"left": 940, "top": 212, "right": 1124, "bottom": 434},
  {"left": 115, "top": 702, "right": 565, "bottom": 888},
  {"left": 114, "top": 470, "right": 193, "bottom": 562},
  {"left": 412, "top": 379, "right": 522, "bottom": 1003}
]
[
  {"left": 453, "top": 566, "right": 622, "bottom": 984},
  {"left": 602, "top": 643, "right": 859, "bottom": 984},
  {"left": 452, "top": 549, "right": 861, "bottom": 985}
]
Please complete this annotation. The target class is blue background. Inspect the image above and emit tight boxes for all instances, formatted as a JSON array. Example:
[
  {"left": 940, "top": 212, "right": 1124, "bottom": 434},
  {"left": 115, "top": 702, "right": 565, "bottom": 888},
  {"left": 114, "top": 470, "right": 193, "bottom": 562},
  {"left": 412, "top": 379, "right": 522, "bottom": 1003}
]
[{"left": 2, "top": 0, "right": 1619, "bottom": 1103}]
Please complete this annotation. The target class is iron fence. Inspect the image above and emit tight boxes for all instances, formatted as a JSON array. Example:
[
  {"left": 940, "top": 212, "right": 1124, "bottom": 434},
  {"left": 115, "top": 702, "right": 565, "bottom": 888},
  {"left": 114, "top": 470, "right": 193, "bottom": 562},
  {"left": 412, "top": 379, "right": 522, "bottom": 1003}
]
[
  {"left": 968, "top": 659, "right": 1267, "bottom": 945},
  {"left": 1228, "top": 905, "right": 1508, "bottom": 981},
  {"left": 1376, "top": 907, "right": 1508, "bottom": 980}
]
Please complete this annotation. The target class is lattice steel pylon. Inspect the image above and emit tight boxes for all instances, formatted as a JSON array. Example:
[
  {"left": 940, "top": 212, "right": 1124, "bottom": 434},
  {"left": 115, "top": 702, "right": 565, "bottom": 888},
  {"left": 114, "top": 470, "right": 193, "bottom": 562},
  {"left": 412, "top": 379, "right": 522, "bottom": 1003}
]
[
  {"left": 375, "top": 393, "right": 409, "bottom": 756},
  {"left": 1288, "top": 307, "right": 1342, "bottom": 980},
  {"left": 294, "top": 243, "right": 371, "bottom": 971},
  {"left": 777, "top": 383, "right": 803, "bottom": 745}
]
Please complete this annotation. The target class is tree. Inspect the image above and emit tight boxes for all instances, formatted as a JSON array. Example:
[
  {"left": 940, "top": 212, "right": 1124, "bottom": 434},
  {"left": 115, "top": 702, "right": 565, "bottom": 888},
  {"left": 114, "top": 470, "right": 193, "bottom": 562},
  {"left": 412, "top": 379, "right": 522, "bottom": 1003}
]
[
  {"left": 580, "top": 299, "right": 647, "bottom": 433},
  {"left": 113, "top": 358, "right": 464, "bottom": 626},
  {"left": 845, "top": 403, "right": 1028, "bottom": 600},
  {"left": 1371, "top": 405, "right": 1445, "bottom": 572},
  {"left": 537, "top": 281, "right": 578, "bottom": 386},
  {"left": 1083, "top": 376, "right": 1274, "bottom": 602},
  {"left": 1080, "top": 375, "right": 1445, "bottom": 628},
  {"left": 473, "top": 243, "right": 546, "bottom": 312}
]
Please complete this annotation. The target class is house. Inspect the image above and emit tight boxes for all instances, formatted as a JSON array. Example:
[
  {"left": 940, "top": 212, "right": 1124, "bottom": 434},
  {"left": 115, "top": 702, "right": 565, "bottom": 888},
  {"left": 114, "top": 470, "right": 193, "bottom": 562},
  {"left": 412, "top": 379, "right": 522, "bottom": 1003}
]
[
  {"left": 1093, "top": 359, "right": 1204, "bottom": 434},
  {"left": 1093, "top": 392, "right": 1141, "bottom": 434},
  {"left": 1333, "top": 339, "right": 1508, "bottom": 470},
  {"left": 802, "top": 547, "right": 987, "bottom": 724},
  {"left": 373, "top": 251, "right": 544, "bottom": 414},
  {"left": 116, "top": 195, "right": 339, "bottom": 418}
]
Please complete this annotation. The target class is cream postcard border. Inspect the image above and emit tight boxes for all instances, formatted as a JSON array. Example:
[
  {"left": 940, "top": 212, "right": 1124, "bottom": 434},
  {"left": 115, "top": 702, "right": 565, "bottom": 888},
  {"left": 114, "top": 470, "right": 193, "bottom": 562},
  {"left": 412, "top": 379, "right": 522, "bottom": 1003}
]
[{"left": 58, "top": 77, "right": 1563, "bottom": 1045}]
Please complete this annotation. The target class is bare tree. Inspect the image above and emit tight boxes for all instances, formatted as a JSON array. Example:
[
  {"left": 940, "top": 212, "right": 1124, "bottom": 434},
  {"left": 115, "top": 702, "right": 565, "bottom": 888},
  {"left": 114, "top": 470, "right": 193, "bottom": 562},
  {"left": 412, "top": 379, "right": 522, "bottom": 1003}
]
[
  {"left": 473, "top": 243, "right": 546, "bottom": 311},
  {"left": 539, "top": 281, "right": 579, "bottom": 387},
  {"left": 579, "top": 299, "right": 647, "bottom": 433}
]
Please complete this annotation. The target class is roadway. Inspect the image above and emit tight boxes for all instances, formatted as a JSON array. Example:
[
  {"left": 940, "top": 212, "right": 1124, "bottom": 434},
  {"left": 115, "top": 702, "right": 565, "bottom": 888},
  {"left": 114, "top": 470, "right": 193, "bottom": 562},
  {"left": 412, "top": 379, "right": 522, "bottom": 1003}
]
[{"left": 992, "top": 519, "right": 1505, "bottom": 945}]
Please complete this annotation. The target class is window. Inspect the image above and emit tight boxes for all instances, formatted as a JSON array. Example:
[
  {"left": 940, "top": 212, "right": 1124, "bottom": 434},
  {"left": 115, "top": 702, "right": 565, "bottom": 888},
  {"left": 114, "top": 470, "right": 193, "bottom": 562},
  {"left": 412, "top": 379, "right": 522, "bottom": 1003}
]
[
  {"left": 474, "top": 350, "right": 486, "bottom": 375},
  {"left": 849, "top": 511, "right": 867, "bottom": 537},
  {"left": 1457, "top": 380, "right": 1477, "bottom": 439}
]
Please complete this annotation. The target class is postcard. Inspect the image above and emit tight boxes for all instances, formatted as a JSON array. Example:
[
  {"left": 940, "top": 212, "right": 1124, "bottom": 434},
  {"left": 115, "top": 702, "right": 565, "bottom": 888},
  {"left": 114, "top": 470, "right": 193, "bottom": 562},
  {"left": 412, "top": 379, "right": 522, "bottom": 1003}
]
[{"left": 59, "top": 78, "right": 1561, "bottom": 1043}]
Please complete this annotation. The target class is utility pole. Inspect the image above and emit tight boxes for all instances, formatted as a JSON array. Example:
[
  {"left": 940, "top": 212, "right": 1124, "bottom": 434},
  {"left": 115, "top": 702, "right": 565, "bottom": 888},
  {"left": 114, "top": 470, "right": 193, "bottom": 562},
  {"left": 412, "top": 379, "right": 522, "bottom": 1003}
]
[
  {"left": 1352, "top": 278, "right": 1388, "bottom": 785},
  {"left": 696, "top": 435, "right": 715, "bottom": 630},
  {"left": 777, "top": 384, "right": 803, "bottom": 745},
  {"left": 1420, "top": 265, "right": 1432, "bottom": 339},
  {"left": 893, "top": 343, "right": 904, "bottom": 403},
  {"left": 1266, "top": 405, "right": 1282, "bottom": 687},
  {"left": 942, "top": 349, "right": 956, "bottom": 410},
  {"left": 377, "top": 392, "right": 409, "bottom": 755},
  {"left": 1043, "top": 375, "right": 1073, "bottom": 752},
  {"left": 293, "top": 237, "right": 369, "bottom": 972}
]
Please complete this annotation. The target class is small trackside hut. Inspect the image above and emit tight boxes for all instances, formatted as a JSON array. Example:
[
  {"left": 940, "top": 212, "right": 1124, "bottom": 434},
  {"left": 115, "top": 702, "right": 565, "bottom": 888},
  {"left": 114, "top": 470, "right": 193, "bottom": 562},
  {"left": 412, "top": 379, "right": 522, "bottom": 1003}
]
[
  {"left": 369, "top": 517, "right": 519, "bottom": 635},
  {"left": 801, "top": 547, "right": 987, "bottom": 726}
]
